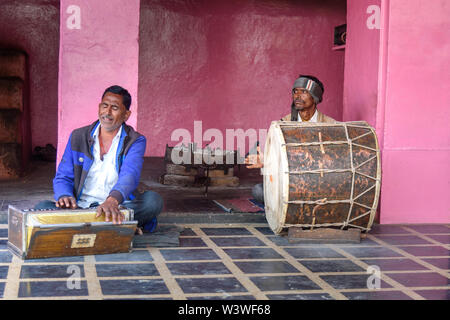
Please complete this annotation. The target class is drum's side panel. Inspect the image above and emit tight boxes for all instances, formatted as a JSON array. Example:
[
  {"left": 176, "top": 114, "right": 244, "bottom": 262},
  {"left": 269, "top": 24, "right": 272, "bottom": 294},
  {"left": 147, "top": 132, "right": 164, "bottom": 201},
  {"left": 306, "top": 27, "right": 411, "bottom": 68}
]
[
  {"left": 284, "top": 125, "right": 354, "bottom": 228},
  {"left": 282, "top": 126, "right": 347, "bottom": 144},
  {"left": 286, "top": 145, "right": 351, "bottom": 172},
  {"left": 286, "top": 203, "right": 351, "bottom": 226},
  {"left": 348, "top": 126, "right": 377, "bottom": 150},
  {"left": 347, "top": 123, "right": 381, "bottom": 230}
]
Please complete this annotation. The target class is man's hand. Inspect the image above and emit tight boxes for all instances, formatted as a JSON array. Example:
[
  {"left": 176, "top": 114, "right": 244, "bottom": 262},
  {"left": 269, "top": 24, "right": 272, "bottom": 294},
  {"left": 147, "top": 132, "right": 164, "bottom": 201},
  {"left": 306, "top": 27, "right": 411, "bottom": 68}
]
[
  {"left": 96, "top": 196, "right": 124, "bottom": 225},
  {"left": 244, "top": 146, "right": 264, "bottom": 169},
  {"left": 56, "top": 196, "right": 78, "bottom": 209}
]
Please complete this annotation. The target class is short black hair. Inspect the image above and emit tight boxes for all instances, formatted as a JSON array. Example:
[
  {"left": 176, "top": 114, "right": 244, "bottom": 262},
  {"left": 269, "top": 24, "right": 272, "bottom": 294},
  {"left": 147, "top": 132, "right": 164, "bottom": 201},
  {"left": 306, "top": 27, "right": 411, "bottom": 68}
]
[
  {"left": 298, "top": 74, "right": 325, "bottom": 95},
  {"left": 102, "top": 85, "right": 132, "bottom": 110}
]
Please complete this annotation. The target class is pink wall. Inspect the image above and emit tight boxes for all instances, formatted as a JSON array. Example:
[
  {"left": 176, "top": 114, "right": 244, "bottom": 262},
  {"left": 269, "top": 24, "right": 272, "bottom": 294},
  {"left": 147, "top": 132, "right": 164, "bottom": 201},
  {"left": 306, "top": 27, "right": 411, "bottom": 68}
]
[
  {"left": 138, "top": 0, "right": 346, "bottom": 156},
  {"left": 58, "top": 0, "right": 140, "bottom": 162},
  {"left": 0, "top": 0, "right": 59, "bottom": 151},
  {"left": 343, "top": 0, "right": 380, "bottom": 127},
  {"left": 376, "top": 0, "right": 450, "bottom": 223}
]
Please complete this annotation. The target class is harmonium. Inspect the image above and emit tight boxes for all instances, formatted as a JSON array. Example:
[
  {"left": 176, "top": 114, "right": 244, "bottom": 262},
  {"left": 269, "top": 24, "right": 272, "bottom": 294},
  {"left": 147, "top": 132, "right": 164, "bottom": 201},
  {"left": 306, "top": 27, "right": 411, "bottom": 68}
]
[{"left": 7, "top": 206, "right": 137, "bottom": 260}]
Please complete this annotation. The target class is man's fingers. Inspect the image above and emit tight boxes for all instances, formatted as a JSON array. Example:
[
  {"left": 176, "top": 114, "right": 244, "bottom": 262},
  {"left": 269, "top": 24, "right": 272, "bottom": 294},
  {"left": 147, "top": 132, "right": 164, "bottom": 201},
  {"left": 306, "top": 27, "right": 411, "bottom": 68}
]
[
  {"left": 69, "top": 197, "right": 77, "bottom": 208},
  {"left": 96, "top": 206, "right": 103, "bottom": 218},
  {"left": 104, "top": 209, "right": 111, "bottom": 222},
  {"left": 58, "top": 198, "right": 67, "bottom": 208},
  {"left": 118, "top": 211, "right": 124, "bottom": 224},
  {"left": 97, "top": 198, "right": 122, "bottom": 224},
  {"left": 112, "top": 208, "right": 123, "bottom": 225},
  {"left": 63, "top": 197, "right": 70, "bottom": 208},
  {"left": 246, "top": 154, "right": 257, "bottom": 164}
]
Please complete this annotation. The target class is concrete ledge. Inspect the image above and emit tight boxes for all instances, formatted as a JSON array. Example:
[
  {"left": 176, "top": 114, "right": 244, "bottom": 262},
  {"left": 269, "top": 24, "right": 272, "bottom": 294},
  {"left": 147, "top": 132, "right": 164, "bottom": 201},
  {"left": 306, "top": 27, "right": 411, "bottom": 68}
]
[{"left": 158, "top": 211, "right": 267, "bottom": 224}]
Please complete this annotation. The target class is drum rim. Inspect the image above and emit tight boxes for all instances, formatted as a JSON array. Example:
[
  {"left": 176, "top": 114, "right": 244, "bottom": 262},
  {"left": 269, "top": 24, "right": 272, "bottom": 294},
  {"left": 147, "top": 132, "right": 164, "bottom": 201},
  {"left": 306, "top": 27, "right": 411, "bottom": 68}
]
[{"left": 263, "top": 122, "right": 289, "bottom": 234}]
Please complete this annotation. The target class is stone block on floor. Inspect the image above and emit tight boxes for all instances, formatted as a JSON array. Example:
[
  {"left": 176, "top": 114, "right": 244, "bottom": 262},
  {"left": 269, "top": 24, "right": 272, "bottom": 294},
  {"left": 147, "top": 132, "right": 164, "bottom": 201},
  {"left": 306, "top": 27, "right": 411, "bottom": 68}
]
[
  {"left": 208, "top": 168, "right": 234, "bottom": 178},
  {"left": 165, "top": 163, "right": 198, "bottom": 176},
  {"left": 208, "top": 176, "right": 239, "bottom": 187},
  {"left": 161, "top": 174, "right": 195, "bottom": 186}
]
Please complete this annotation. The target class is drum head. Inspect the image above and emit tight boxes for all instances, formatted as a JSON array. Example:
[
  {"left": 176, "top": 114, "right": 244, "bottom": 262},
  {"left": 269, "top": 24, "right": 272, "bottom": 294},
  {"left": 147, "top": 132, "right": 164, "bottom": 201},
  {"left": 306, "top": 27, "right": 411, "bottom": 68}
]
[{"left": 263, "top": 122, "right": 289, "bottom": 234}]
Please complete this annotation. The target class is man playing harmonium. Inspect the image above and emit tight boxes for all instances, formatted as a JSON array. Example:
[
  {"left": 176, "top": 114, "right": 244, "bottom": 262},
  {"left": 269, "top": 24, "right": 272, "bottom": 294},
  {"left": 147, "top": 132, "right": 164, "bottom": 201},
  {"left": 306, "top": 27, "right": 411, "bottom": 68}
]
[
  {"left": 35, "top": 85, "right": 163, "bottom": 234},
  {"left": 244, "top": 75, "right": 336, "bottom": 204}
]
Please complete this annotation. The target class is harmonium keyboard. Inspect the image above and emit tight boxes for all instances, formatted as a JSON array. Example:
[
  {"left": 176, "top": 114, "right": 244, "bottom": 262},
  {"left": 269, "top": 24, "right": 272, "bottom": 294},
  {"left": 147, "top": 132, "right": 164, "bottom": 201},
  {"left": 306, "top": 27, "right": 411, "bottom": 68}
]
[{"left": 7, "top": 206, "right": 138, "bottom": 260}]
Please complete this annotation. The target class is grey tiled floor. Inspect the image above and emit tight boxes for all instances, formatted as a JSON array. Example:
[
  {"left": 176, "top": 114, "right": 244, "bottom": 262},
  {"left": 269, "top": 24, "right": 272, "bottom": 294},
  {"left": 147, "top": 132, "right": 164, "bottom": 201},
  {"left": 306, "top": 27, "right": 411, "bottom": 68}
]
[{"left": 0, "top": 223, "right": 448, "bottom": 300}]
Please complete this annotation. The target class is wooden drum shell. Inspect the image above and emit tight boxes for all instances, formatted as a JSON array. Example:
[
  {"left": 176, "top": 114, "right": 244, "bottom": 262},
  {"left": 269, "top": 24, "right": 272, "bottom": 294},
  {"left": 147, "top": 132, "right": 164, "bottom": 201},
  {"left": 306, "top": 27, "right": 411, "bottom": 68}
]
[{"left": 263, "top": 121, "right": 381, "bottom": 234}]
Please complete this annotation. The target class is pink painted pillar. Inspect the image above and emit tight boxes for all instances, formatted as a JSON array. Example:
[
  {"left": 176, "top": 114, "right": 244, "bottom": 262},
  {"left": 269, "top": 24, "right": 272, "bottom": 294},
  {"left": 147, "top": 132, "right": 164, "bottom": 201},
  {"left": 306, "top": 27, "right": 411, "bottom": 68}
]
[
  {"left": 377, "top": 0, "right": 450, "bottom": 224},
  {"left": 57, "top": 0, "right": 140, "bottom": 163}
]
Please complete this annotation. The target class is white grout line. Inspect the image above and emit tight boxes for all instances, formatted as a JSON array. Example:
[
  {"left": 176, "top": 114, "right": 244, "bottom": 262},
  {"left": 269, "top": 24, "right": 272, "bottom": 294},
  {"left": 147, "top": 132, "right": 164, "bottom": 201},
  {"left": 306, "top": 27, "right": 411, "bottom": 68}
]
[
  {"left": 193, "top": 227, "right": 268, "bottom": 300},
  {"left": 326, "top": 244, "right": 425, "bottom": 300},
  {"left": 248, "top": 226, "right": 349, "bottom": 300},
  {"left": 84, "top": 255, "right": 103, "bottom": 300},
  {"left": 148, "top": 247, "right": 186, "bottom": 300},
  {"left": 2, "top": 255, "right": 22, "bottom": 299},
  {"left": 367, "top": 234, "right": 450, "bottom": 279},
  {"left": 400, "top": 226, "right": 450, "bottom": 249}
]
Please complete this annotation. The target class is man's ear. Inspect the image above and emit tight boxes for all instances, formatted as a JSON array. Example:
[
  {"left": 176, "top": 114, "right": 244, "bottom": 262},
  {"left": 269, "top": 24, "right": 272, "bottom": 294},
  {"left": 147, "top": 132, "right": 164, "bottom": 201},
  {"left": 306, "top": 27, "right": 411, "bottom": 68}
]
[{"left": 124, "top": 110, "right": 131, "bottom": 122}]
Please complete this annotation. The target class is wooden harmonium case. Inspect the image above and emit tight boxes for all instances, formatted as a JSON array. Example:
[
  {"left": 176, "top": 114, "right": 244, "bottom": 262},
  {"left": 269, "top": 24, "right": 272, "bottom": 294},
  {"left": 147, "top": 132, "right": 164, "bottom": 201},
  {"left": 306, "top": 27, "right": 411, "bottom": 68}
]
[{"left": 7, "top": 206, "right": 137, "bottom": 260}]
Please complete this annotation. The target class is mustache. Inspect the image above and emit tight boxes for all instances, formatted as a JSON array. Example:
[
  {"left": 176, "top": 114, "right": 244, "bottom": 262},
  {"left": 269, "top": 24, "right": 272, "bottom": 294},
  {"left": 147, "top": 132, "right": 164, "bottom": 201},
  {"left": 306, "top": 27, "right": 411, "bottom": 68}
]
[{"left": 101, "top": 114, "right": 114, "bottom": 120}]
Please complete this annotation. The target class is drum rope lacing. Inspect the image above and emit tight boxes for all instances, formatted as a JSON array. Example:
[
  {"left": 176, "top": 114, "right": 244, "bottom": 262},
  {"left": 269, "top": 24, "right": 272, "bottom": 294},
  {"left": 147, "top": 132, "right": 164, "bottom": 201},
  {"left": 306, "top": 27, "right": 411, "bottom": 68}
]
[
  {"left": 344, "top": 123, "right": 356, "bottom": 230},
  {"left": 282, "top": 123, "right": 380, "bottom": 232}
]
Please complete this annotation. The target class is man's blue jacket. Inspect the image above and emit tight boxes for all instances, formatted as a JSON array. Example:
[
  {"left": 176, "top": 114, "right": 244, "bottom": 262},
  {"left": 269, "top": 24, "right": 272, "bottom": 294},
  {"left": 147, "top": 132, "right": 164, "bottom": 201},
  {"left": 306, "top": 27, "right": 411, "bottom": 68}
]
[{"left": 53, "top": 120, "right": 146, "bottom": 204}]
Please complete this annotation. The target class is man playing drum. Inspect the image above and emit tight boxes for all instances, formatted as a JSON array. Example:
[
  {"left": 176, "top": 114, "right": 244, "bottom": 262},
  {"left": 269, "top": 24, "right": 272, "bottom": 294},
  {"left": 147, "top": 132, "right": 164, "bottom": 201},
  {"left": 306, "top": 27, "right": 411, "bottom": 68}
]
[{"left": 245, "top": 75, "right": 336, "bottom": 204}]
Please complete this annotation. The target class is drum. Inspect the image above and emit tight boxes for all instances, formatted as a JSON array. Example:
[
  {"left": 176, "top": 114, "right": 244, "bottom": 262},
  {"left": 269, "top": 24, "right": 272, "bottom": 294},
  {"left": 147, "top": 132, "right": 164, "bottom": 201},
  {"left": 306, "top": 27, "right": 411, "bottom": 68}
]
[{"left": 263, "top": 121, "right": 381, "bottom": 234}]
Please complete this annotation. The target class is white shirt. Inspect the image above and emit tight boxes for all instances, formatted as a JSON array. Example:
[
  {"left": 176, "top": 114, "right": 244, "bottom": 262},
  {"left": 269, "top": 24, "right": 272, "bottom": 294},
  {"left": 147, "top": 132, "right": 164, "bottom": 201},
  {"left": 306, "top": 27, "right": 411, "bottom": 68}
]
[
  {"left": 78, "top": 125, "right": 122, "bottom": 208},
  {"left": 297, "top": 109, "right": 318, "bottom": 122}
]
